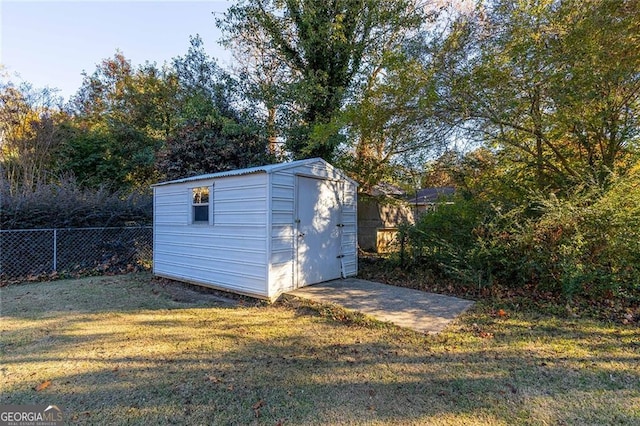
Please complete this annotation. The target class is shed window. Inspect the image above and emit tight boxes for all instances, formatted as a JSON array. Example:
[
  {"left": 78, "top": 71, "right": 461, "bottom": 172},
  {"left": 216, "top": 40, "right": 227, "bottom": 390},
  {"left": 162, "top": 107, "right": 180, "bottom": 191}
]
[{"left": 192, "top": 186, "right": 211, "bottom": 224}]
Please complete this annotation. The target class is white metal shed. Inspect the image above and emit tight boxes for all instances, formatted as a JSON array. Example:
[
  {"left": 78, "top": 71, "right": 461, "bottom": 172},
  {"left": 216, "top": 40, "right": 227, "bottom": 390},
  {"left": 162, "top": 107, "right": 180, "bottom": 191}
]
[{"left": 152, "top": 158, "right": 358, "bottom": 300}]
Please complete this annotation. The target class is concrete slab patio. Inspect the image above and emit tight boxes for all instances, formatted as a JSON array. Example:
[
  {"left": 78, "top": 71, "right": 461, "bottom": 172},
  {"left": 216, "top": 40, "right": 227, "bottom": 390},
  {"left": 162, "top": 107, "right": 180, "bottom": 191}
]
[{"left": 287, "top": 278, "right": 475, "bottom": 334}]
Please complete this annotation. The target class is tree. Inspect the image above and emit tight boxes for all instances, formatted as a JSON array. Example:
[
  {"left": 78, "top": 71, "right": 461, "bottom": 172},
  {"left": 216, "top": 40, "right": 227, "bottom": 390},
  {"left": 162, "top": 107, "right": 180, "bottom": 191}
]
[
  {"left": 65, "top": 39, "right": 272, "bottom": 188},
  {"left": 154, "top": 35, "right": 274, "bottom": 180},
  {"left": 551, "top": 0, "right": 640, "bottom": 184},
  {"left": 430, "top": 0, "right": 640, "bottom": 191},
  {"left": 156, "top": 120, "right": 271, "bottom": 181},
  {"left": 218, "top": 0, "right": 426, "bottom": 160},
  {"left": 0, "top": 76, "right": 67, "bottom": 193},
  {"left": 221, "top": 25, "right": 290, "bottom": 156},
  {"left": 67, "top": 53, "right": 176, "bottom": 189},
  {"left": 172, "top": 35, "right": 240, "bottom": 126},
  {"left": 335, "top": 49, "right": 445, "bottom": 191}
]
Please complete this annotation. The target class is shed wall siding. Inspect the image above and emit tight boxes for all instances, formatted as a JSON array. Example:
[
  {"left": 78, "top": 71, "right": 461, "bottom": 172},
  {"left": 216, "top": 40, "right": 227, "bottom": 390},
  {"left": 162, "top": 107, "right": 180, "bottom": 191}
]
[
  {"left": 153, "top": 159, "right": 357, "bottom": 300},
  {"left": 267, "top": 160, "right": 358, "bottom": 297},
  {"left": 154, "top": 173, "right": 269, "bottom": 296},
  {"left": 268, "top": 171, "right": 296, "bottom": 296},
  {"left": 340, "top": 179, "right": 358, "bottom": 277}
]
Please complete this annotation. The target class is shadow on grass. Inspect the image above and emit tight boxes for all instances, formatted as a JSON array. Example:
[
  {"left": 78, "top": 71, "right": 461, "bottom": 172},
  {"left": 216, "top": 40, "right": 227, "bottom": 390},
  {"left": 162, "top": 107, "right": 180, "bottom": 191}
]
[
  {"left": 4, "top": 333, "right": 639, "bottom": 425},
  {"left": 2, "top": 274, "right": 639, "bottom": 424}
]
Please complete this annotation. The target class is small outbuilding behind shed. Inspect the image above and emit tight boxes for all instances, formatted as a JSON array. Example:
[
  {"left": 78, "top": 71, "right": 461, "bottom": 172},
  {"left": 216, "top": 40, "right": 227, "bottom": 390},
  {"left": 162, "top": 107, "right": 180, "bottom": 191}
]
[
  {"left": 152, "top": 158, "right": 358, "bottom": 300},
  {"left": 358, "top": 183, "right": 414, "bottom": 253}
]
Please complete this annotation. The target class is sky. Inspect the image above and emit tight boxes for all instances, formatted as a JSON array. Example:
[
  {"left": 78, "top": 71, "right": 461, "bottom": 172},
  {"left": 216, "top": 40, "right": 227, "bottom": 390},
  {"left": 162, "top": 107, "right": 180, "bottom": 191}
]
[{"left": 1, "top": 0, "right": 232, "bottom": 101}]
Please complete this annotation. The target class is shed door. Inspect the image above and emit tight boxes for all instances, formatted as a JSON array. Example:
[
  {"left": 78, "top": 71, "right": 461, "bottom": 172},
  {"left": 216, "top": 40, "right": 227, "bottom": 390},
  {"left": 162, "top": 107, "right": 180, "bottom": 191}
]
[{"left": 296, "top": 176, "right": 342, "bottom": 288}]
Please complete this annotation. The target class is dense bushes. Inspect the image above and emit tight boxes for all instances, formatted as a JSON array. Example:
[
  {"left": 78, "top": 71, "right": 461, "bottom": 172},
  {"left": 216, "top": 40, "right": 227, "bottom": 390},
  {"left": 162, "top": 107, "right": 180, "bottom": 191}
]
[
  {"left": 522, "top": 181, "right": 640, "bottom": 299},
  {"left": 399, "top": 197, "right": 493, "bottom": 282},
  {"left": 1, "top": 178, "right": 152, "bottom": 229},
  {"left": 157, "top": 120, "right": 274, "bottom": 181},
  {"left": 399, "top": 170, "right": 640, "bottom": 302}
]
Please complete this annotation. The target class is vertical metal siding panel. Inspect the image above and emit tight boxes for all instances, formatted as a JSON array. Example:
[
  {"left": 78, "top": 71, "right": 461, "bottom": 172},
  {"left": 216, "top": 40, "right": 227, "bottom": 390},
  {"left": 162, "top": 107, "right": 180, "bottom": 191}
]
[
  {"left": 266, "top": 173, "right": 273, "bottom": 297},
  {"left": 341, "top": 180, "right": 358, "bottom": 277},
  {"left": 153, "top": 186, "right": 157, "bottom": 275},
  {"left": 268, "top": 170, "right": 296, "bottom": 296}
]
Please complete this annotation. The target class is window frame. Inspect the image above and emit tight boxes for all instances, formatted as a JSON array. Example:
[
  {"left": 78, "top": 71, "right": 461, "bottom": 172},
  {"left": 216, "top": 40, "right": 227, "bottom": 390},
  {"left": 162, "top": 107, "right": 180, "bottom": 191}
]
[{"left": 190, "top": 184, "right": 214, "bottom": 225}]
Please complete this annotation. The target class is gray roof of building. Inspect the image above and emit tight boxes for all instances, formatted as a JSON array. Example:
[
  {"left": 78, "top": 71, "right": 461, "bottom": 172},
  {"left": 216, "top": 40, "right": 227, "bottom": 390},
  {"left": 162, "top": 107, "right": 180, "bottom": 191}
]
[{"left": 409, "top": 186, "right": 456, "bottom": 204}]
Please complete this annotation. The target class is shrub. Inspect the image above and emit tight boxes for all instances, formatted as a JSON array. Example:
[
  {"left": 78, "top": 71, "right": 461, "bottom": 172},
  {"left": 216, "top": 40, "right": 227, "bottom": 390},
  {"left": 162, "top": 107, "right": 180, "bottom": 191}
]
[
  {"left": 0, "top": 178, "right": 152, "bottom": 229},
  {"left": 526, "top": 173, "right": 640, "bottom": 299},
  {"left": 398, "top": 196, "right": 502, "bottom": 286},
  {"left": 398, "top": 169, "right": 640, "bottom": 301}
]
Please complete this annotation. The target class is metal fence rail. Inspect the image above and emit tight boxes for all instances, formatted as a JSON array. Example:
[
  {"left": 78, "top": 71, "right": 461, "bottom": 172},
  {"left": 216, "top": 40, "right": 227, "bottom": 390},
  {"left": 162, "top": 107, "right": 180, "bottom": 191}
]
[{"left": 0, "top": 226, "right": 152, "bottom": 283}]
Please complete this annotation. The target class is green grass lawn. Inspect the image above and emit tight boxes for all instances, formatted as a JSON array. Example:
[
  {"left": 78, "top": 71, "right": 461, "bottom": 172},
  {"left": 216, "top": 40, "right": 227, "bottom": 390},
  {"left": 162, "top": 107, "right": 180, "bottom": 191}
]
[{"left": 1, "top": 273, "right": 639, "bottom": 425}]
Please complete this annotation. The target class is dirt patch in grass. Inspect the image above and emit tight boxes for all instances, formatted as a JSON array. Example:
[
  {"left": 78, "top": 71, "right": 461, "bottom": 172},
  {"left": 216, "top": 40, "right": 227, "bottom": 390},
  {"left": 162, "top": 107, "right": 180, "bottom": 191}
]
[
  {"left": 149, "top": 277, "right": 258, "bottom": 306},
  {"left": 1, "top": 273, "right": 639, "bottom": 425}
]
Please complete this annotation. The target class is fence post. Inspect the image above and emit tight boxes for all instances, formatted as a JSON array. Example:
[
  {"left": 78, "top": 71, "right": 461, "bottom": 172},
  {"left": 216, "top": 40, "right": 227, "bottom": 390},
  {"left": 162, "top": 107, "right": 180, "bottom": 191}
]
[
  {"left": 53, "top": 229, "right": 57, "bottom": 272},
  {"left": 399, "top": 231, "right": 406, "bottom": 267}
]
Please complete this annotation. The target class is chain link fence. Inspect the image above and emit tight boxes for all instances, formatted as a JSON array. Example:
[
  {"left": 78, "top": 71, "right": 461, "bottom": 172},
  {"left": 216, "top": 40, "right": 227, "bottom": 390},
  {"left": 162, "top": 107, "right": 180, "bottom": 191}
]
[{"left": 0, "top": 227, "right": 152, "bottom": 283}]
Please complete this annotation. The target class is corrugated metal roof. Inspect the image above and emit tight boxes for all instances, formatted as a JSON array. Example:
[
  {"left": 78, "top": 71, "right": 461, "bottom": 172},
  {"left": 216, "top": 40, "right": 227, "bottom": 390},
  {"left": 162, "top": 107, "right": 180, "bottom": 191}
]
[{"left": 152, "top": 158, "right": 331, "bottom": 187}]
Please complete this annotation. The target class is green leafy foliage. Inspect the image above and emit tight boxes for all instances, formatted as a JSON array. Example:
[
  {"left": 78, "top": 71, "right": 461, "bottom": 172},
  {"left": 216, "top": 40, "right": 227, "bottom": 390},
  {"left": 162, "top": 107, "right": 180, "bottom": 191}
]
[
  {"left": 157, "top": 120, "right": 273, "bottom": 181},
  {"left": 399, "top": 165, "right": 640, "bottom": 304},
  {"left": 398, "top": 194, "right": 525, "bottom": 289},
  {"left": 61, "top": 120, "right": 161, "bottom": 191},
  {"left": 430, "top": 0, "right": 640, "bottom": 190},
  {"left": 218, "top": 0, "right": 426, "bottom": 160},
  {"left": 335, "top": 50, "right": 443, "bottom": 191},
  {"left": 155, "top": 36, "right": 275, "bottom": 180},
  {"left": 525, "top": 170, "right": 640, "bottom": 299},
  {"left": 65, "top": 53, "right": 174, "bottom": 190}
]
